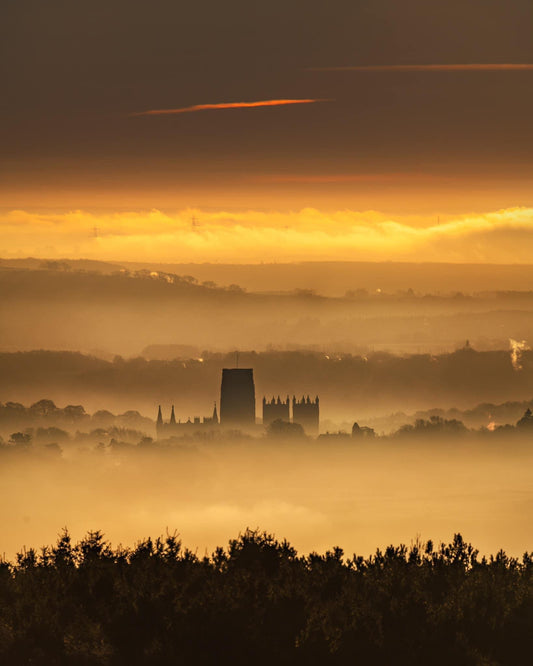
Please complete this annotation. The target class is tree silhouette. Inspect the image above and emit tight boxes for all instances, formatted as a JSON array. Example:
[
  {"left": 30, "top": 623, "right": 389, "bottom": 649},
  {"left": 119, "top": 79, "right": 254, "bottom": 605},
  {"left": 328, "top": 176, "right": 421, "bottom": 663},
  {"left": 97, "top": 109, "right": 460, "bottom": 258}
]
[
  {"left": 517, "top": 408, "right": 533, "bottom": 429},
  {"left": 8, "top": 431, "right": 32, "bottom": 446},
  {"left": 267, "top": 419, "right": 305, "bottom": 438},
  {"left": 1, "top": 529, "right": 533, "bottom": 664}
]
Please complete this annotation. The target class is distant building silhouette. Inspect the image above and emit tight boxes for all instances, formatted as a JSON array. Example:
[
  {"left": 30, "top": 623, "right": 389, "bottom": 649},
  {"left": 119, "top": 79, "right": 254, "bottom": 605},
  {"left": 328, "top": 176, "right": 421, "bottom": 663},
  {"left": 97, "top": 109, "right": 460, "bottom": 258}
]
[
  {"left": 262, "top": 396, "right": 290, "bottom": 426},
  {"left": 352, "top": 422, "right": 376, "bottom": 438},
  {"left": 156, "top": 402, "right": 218, "bottom": 438},
  {"left": 156, "top": 367, "right": 320, "bottom": 438},
  {"left": 220, "top": 368, "right": 256, "bottom": 426},
  {"left": 292, "top": 395, "right": 319, "bottom": 435}
]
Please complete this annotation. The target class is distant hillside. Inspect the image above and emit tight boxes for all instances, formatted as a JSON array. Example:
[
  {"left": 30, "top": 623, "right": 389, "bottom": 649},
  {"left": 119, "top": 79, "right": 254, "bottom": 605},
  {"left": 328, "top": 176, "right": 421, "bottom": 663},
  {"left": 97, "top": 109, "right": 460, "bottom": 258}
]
[
  {"left": 1, "top": 348, "right": 532, "bottom": 423},
  {"left": 366, "top": 399, "right": 533, "bottom": 434},
  {"left": 0, "top": 257, "right": 123, "bottom": 273},
  {"left": 0, "top": 266, "right": 240, "bottom": 303},
  {"left": 122, "top": 260, "right": 533, "bottom": 296},
  {"left": 5, "top": 258, "right": 533, "bottom": 296},
  {"left": 2, "top": 267, "right": 533, "bottom": 357}
]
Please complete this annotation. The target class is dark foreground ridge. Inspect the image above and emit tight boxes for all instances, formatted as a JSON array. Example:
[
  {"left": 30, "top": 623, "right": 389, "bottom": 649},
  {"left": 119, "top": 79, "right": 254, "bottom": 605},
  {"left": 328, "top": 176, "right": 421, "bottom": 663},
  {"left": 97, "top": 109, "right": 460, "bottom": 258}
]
[{"left": 1, "top": 530, "right": 533, "bottom": 665}]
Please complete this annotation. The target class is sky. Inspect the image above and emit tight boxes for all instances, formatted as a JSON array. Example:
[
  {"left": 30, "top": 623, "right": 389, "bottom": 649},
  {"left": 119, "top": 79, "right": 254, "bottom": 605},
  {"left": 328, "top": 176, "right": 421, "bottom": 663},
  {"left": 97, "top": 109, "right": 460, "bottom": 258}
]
[{"left": 2, "top": 0, "right": 533, "bottom": 262}]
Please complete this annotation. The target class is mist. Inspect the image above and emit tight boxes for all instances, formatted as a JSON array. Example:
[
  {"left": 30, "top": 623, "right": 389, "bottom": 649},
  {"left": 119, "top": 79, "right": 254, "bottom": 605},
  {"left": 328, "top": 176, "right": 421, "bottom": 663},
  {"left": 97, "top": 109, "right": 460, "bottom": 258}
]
[
  {"left": 3, "top": 266, "right": 533, "bottom": 361},
  {"left": 2, "top": 434, "right": 532, "bottom": 563},
  {"left": 2, "top": 261, "right": 533, "bottom": 561}
]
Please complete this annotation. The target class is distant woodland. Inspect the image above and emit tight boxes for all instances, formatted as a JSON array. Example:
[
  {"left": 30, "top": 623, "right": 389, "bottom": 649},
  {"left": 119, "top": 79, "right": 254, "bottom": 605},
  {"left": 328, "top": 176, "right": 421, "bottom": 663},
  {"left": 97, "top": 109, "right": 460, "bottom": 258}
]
[
  {"left": 2, "top": 265, "right": 533, "bottom": 423},
  {"left": 1, "top": 529, "right": 533, "bottom": 665},
  {"left": 2, "top": 396, "right": 533, "bottom": 451},
  {"left": 5, "top": 257, "right": 533, "bottom": 295},
  {"left": 1, "top": 347, "right": 533, "bottom": 423},
  {"left": 2, "top": 266, "right": 533, "bottom": 356}
]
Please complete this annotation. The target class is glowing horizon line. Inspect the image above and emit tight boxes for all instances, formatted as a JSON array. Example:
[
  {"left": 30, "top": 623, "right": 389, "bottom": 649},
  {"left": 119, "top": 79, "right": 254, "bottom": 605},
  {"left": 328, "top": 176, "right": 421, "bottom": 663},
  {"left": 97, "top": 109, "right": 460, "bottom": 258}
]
[
  {"left": 131, "top": 98, "right": 331, "bottom": 117},
  {"left": 311, "top": 63, "right": 533, "bottom": 72}
]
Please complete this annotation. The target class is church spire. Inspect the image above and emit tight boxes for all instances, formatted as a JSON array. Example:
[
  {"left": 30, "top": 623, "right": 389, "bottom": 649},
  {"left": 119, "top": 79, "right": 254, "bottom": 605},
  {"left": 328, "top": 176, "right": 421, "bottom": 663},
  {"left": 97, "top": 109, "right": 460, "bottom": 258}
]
[
  {"left": 212, "top": 402, "right": 218, "bottom": 424},
  {"left": 157, "top": 405, "right": 163, "bottom": 425},
  {"left": 170, "top": 405, "right": 176, "bottom": 424}
]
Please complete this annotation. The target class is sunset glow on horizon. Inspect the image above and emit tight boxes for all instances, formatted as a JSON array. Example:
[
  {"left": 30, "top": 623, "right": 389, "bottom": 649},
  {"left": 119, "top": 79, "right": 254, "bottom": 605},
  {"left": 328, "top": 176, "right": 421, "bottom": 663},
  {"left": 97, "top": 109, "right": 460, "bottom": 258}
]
[{"left": 3, "top": 206, "right": 533, "bottom": 264}]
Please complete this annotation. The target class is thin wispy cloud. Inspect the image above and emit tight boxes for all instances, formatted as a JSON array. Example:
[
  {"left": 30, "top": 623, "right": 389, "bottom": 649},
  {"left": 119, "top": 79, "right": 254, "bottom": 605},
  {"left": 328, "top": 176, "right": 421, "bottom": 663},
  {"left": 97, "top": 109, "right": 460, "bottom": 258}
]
[
  {"left": 252, "top": 172, "right": 436, "bottom": 184},
  {"left": 311, "top": 63, "right": 533, "bottom": 72},
  {"left": 131, "top": 99, "right": 329, "bottom": 117}
]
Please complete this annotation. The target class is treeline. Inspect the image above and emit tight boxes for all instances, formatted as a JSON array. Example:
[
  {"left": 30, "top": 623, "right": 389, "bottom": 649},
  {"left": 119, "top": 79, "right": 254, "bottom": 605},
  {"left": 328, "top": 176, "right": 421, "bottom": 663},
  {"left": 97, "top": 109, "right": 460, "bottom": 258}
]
[
  {"left": 394, "top": 410, "right": 533, "bottom": 437},
  {"left": 2, "top": 402, "right": 533, "bottom": 454},
  {"left": 0, "top": 266, "right": 247, "bottom": 303},
  {"left": 2, "top": 348, "right": 533, "bottom": 418},
  {"left": 0, "top": 399, "right": 152, "bottom": 435},
  {"left": 7, "top": 257, "right": 533, "bottom": 294},
  {"left": 4, "top": 266, "right": 533, "bottom": 357},
  {"left": 316, "top": 411, "right": 533, "bottom": 441},
  {"left": 370, "top": 397, "right": 533, "bottom": 432},
  {"left": 1, "top": 529, "right": 532, "bottom": 664},
  {"left": 7, "top": 263, "right": 533, "bottom": 307}
]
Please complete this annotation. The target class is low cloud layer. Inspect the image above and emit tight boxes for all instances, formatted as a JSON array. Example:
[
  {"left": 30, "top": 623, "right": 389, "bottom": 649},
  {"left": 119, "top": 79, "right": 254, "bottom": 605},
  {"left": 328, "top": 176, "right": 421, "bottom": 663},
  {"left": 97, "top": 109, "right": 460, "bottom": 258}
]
[{"left": 2, "top": 207, "right": 533, "bottom": 263}]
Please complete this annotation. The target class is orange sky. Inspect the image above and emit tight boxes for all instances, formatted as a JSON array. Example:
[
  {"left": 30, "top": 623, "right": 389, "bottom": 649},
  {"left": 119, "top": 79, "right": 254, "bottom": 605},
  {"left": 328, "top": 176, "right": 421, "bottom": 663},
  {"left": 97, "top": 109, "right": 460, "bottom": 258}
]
[
  {"left": 3, "top": 206, "right": 533, "bottom": 264},
  {"left": 2, "top": 0, "right": 533, "bottom": 262}
]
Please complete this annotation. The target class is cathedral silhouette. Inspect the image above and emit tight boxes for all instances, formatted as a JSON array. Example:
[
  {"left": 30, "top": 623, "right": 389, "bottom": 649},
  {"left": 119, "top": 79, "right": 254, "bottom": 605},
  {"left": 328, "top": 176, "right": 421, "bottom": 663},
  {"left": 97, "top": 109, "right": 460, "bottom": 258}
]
[{"left": 156, "top": 367, "right": 319, "bottom": 437}]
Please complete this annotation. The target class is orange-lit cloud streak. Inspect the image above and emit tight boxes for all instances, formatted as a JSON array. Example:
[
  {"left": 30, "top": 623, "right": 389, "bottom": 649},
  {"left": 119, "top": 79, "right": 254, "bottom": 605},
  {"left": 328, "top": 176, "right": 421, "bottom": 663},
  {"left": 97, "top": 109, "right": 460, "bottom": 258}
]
[
  {"left": 252, "top": 172, "right": 437, "bottom": 184},
  {"left": 312, "top": 63, "right": 533, "bottom": 72},
  {"left": 132, "top": 99, "right": 329, "bottom": 116},
  {"left": 3, "top": 207, "right": 533, "bottom": 264}
]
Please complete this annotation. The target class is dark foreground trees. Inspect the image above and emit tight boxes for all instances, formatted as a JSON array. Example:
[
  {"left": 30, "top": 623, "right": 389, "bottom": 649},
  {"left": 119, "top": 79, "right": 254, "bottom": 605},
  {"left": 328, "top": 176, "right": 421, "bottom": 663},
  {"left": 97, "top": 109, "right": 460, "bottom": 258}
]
[{"left": 1, "top": 530, "right": 533, "bottom": 665}]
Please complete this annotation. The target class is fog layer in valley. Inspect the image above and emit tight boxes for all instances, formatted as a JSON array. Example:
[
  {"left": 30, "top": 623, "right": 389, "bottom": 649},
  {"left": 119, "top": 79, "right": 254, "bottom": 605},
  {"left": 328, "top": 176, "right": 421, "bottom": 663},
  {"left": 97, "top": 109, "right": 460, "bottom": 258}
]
[
  {"left": 2, "top": 261, "right": 533, "bottom": 562},
  {"left": 2, "top": 266, "right": 533, "bottom": 356},
  {"left": 2, "top": 436, "right": 533, "bottom": 561}
]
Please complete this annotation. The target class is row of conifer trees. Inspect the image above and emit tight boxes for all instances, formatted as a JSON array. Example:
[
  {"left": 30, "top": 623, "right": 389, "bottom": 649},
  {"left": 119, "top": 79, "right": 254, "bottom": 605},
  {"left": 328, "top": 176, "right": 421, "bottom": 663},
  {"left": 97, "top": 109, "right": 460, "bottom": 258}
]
[{"left": 1, "top": 529, "right": 532, "bottom": 664}]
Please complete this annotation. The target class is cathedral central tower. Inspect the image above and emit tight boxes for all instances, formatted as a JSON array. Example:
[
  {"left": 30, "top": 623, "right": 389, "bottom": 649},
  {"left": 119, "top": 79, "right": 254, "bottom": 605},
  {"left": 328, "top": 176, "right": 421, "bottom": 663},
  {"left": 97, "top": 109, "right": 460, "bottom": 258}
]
[{"left": 220, "top": 368, "right": 256, "bottom": 426}]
